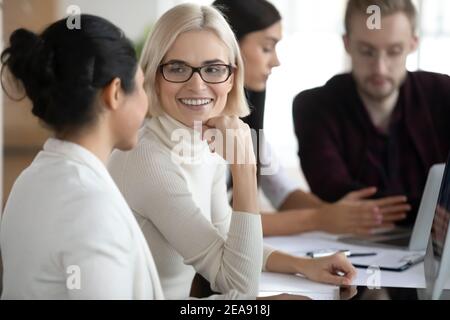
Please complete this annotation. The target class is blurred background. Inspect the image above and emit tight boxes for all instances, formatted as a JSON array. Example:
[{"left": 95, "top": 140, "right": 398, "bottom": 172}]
[{"left": 2, "top": 0, "right": 450, "bottom": 208}]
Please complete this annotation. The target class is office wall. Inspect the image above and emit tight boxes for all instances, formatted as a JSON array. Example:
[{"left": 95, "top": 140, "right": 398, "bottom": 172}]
[
  {"left": 56, "top": 0, "right": 157, "bottom": 42},
  {"left": 56, "top": 0, "right": 211, "bottom": 42}
]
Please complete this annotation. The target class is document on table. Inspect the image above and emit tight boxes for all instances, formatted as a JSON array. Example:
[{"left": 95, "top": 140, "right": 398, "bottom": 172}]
[
  {"left": 348, "top": 250, "right": 425, "bottom": 272},
  {"left": 259, "top": 272, "right": 339, "bottom": 300}
]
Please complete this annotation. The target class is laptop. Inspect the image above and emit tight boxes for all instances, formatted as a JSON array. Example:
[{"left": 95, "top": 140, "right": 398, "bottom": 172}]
[
  {"left": 424, "top": 154, "right": 450, "bottom": 299},
  {"left": 339, "top": 163, "right": 446, "bottom": 251}
]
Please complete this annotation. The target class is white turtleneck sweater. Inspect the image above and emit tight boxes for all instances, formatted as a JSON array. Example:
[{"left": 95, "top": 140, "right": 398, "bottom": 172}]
[{"left": 108, "top": 114, "right": 274, "bottom": 300}]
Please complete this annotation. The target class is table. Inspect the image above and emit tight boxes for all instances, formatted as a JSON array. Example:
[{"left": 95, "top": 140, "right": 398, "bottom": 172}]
[{"left": 259, "top": 232, "right": 450, "bottom": 299}]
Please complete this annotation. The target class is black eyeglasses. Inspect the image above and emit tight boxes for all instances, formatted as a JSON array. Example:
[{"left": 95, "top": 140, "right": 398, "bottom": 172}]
[{"left": 159, "top": 62, "right": 234, "bottom": 84}]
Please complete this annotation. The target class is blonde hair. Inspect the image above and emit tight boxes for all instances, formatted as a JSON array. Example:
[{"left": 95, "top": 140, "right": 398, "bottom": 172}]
[
  {"left": 140, "top": 3, "right": 249, "bottom": 118},
  {"left": 345, "top": 0, "right": 417, "bottom": 34}
]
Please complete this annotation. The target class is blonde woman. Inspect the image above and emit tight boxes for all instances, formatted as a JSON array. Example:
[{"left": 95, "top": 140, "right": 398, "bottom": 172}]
[{"left": 108, "top": 3, "right": 356, "bottom": 300}]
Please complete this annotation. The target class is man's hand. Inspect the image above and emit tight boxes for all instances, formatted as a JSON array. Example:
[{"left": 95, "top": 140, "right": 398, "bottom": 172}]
[{"left": 315, "top": 187, "right": 411, "bottom": 235}]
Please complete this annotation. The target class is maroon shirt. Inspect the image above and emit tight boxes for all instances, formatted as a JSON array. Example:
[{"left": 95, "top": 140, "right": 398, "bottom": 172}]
[{"left": 293, "top": 71, "right": 450, "bottom": 225}]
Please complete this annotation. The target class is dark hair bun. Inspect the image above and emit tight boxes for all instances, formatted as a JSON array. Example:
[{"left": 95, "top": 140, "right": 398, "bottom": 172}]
[
  {"left": 2, "top": 28, "right": 57, "bottom": 121},
  {"left": 4, "top": 29, "right": 44, "bottom": 81}
]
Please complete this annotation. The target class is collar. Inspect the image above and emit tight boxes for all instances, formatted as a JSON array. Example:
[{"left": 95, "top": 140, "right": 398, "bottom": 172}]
[
  {"left": 43, "top": 138, "right": 115, "bottom": 185},
  {"left": 144, "top": 113, "right": 209, "bottom": 162}
]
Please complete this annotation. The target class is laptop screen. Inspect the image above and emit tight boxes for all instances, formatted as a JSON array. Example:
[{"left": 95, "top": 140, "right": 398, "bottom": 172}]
[
  {"left": 431, "top": 155, "right": 450, "bottom": 263},
  {"left": 425, "top": 153, "right": 450, "bottom": 298}
]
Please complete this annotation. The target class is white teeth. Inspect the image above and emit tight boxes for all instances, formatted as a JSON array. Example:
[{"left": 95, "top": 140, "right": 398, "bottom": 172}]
[{"left": 180, "top": 98, "right": 212, "bottom": 106}]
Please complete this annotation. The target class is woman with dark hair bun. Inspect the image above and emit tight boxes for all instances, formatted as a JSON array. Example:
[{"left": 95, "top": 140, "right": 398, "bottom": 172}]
[
  {"left": 213, "top": 0, "right": 409, "bottom": 237},
  {"left": 0, "top": 14, "right": 163, "bottom": 299}
]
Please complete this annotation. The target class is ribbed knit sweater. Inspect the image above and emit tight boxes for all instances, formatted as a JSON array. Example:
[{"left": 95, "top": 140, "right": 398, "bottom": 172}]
[{"left": 108, "top": 114, "right": 274, "bottom": 299}]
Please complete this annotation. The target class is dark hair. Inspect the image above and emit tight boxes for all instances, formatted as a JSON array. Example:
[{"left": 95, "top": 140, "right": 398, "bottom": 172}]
[
  {"left": 1, "top": 14, "right": 138, "bottom": 134},
  {"left": 212, "top": 0, "right": 281, "bottom": 41},
  {"left": 213, "top": 0, "right": 281, "bottom": 185}
]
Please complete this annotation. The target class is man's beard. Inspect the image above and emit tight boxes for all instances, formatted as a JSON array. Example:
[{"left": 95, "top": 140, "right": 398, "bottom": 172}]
[
  {"left": 356, "top": 73, "right": 406, "bottom": 103},
  {"left": 359, "top": 77, "right": 396, "bottom": 102}
]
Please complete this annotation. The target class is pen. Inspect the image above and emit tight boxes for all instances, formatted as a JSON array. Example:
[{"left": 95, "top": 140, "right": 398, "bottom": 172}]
[
  {"left": 306, "top": 249, "right": 350, "bottom": 258},
  {"left": 347, "top": 252, "right": 377, "bottom": 258},
  {"left": 306, "top": 250, "right": 377, "bottom": 258}
]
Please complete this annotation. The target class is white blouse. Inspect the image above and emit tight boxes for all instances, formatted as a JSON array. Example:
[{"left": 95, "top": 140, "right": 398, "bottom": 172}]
[{"left": 1, "top": 138, "right": 164, "bottom": 300}]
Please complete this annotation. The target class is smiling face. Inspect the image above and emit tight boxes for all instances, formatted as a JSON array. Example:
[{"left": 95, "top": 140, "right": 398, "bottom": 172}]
[
  {"left": 239, "top": 21, "right": 282, "bottom": 91},
  {"left": 344, "top": 12, "right": 418, "bottom": 102},
  {"left": 157, "top": 29, "right": 234, "bottom": 127}
]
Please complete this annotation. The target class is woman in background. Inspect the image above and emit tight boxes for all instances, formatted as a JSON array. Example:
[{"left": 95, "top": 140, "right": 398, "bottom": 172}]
[{"left": 213, "top": 0, "right": 410, "bottom": 236}]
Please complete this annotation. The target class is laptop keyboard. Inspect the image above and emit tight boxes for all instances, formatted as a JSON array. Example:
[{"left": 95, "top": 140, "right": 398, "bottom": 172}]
[
  {"left": 377, "top": 236, "right": 411, "bottom": 247},
  {"left": 339, "top": 232, "right": 412, "bottom": 249}
]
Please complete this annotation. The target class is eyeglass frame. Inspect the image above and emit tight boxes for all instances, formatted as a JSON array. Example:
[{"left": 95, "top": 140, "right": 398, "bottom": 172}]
[{"left": 159, "top": 62, "right": 235, "bottom": 84}]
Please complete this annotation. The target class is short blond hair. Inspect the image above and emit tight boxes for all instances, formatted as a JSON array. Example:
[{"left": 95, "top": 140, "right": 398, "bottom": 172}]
[
  {"left": 345, "top": 0, "right": 417, "bottom": 34},
  {"left": 140, "top": 3, "right": 249, "bottom": 118}
]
